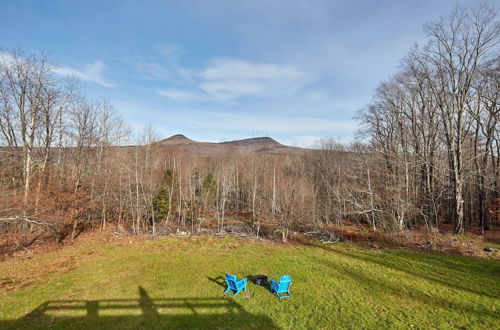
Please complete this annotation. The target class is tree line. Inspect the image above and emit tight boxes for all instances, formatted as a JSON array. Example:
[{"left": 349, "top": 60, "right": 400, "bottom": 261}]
[
  {"left": 358, "top": 5, "right": 499, "bottom": 234},
  {"left": 0, "top": 5, "right": 498, "bottom": 247}
]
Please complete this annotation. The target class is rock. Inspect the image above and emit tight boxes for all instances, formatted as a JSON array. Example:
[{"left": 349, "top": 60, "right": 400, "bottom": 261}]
[{"left": 484, "top": 247, "right": 495, "bottom": 252}]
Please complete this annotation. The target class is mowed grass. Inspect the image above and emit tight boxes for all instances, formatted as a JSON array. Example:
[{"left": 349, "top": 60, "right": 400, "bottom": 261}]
[{"left": 0, "top": 236, "right": 499, "bottom": 329}]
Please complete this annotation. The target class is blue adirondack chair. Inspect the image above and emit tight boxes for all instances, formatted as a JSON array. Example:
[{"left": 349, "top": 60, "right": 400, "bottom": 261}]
[
  {"left": 269, "top": 275, "right": 292, "bottom": 299},
  {"left": 224, "top": 274, "right": 248, "bottom": 296}
]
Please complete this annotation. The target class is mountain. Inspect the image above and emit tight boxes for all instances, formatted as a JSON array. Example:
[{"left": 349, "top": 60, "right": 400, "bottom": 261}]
[
  {"left": 154, "top": 135, "right": 305, "bottom": 156},
  {"left": 220, "top": 137, "right": 281, "bottom": 147},
  {"left": 156, "top": 134, "right": 196, "bottom": 146}
]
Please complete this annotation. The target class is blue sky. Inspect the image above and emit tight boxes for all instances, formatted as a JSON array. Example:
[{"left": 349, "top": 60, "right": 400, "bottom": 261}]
[{"left": 1, "top": 0, "right": 496, "bottom": 146}]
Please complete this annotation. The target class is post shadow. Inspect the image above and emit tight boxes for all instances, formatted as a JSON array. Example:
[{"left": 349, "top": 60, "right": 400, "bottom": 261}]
[
  {"left": 0, "top": 286, "right": 281, "bottom": 330},
  {"left": 138, "top": 286, "right": 159, "bottom": 318}
]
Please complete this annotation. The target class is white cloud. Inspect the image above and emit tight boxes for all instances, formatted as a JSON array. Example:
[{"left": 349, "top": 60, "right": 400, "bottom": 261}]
[
  {"left": 53, "top": 61, "right": 116, "bottom": 87},
  {"left": 155, "top": 58, "right": 315, "bottom": 103},
  {"left": 199, "top": 59, "right": 314, "bottom": 101},
  {"left": 1, "top": 53, "right": 115, "bottom": 88},
  {"left": 155, "top": 88, "right": 206, "bottom": 102}
]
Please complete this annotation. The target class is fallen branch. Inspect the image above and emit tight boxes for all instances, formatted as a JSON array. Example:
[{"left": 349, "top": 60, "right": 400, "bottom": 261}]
[{"left": 304, "top": 230, "right": 341, "bottom": 243}]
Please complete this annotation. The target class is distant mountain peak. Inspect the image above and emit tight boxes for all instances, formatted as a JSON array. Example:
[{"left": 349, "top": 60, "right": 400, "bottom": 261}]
[
  {"left": 157, "top": 134, "right": 195, "bottom": 146},
  {"left": 167, "top": 134, "right": 189, "bottom": 139}
]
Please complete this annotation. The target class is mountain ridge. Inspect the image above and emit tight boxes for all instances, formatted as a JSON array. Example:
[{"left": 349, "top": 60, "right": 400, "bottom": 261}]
[
  {"left": 157, "top": 135, "right": 284, "bottom": 146},
  {"left": 155, "top": 134, "right": 304, "bottom": 156}
]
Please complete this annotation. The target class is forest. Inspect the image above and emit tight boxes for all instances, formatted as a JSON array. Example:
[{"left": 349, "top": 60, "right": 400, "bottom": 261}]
[{"left": 0, "top": 5, "right": 499, "bottom": 251}]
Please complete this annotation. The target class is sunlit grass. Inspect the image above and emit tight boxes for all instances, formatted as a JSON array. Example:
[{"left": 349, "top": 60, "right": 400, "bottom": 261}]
[{"left": 0, "top": 236, "right": 498, "bottom": 329}]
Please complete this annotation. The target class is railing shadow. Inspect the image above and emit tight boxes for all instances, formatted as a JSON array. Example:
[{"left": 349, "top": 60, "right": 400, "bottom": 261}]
[{"left": 0, "top": 286, "right": 280, "bottom": 329}]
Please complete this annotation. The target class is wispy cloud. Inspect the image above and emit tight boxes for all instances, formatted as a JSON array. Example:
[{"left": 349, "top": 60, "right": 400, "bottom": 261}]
[
  {"left": 199, "top": 59, "right": 315, "bottom": 101},
  {"left": 155, "top": 88, "right": 206, "bottom": 102},
  {"left": 134, "top": 43, "right": 195, "bottom": 83},
  {"left": 135, "top": 62, "right": 171, "bottom": 80},
  {"left": 53, "top": 61, "right": 116, "bottom": 87},
  {"left": 153, "top": 58, "right": 315, "bottom": 103},
  {"left": 1, "top": 53, "right": 116, "bottom": 88},
  {"left": 135, "top": 61, "right": 194, "bottom": 82}
]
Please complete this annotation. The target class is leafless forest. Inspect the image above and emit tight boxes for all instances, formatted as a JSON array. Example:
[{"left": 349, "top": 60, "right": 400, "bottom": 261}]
[{"left": 1, "top": 5, "right": 499, "bottom": 249}]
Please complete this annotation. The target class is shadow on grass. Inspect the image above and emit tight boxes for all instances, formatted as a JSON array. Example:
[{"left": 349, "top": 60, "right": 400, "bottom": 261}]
[
  {"left": 337, "top": 248, "right": 499, "bottom": 299},
  {"left": 306, "top": 241, "right": 499, "bottom": 299},
  {"left": 207, "top": 275, "right": 257, "bottom": 289},
  {"left": 304, "top": 242, "right": 498, "bottom": 326},
  {"left": 0, "top": 286, "right": 280, "bottom": 330},
  {"left": 206, "top": 276, "right": 226, "bottom": 289},
  {"left": 323, "top": 256, "right": 498, "bottom": 320}
]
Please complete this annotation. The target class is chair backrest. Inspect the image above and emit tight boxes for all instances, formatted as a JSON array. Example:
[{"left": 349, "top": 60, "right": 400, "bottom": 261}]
[
  {"left": 279, "top": 275, "right": 291, "bottom": 291},
  {"left": 225, "top": 274, "right": 237, "bottom": 290}
]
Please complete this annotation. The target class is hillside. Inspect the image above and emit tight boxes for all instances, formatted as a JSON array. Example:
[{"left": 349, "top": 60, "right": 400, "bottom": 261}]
[{"left": 154, "top": 134, "right": 306, "bottom": 156}]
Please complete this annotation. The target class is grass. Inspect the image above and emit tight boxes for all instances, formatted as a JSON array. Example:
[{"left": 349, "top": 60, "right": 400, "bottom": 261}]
[{"left": 0, "top": 236, "right": 499, "bottom": 329}]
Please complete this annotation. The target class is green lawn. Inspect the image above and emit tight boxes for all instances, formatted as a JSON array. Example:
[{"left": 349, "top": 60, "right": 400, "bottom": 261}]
[{"left": 0, "top": 236, "right": 499, "bottom": 329}]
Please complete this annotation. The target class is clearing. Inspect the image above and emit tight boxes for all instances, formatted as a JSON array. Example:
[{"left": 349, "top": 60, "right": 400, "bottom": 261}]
[{"left": 0, "top": 236, "right": 498, "bottom": 329}]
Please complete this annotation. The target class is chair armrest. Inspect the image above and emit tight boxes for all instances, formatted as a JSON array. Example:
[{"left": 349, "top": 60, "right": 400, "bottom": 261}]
[
  {"left": 237, "top": 278, "right": 247, "bottom": 289},
  {"left": 270, "top": 279, "right": 279, "bottom": 290}
]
